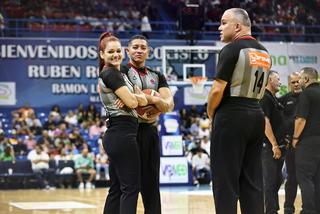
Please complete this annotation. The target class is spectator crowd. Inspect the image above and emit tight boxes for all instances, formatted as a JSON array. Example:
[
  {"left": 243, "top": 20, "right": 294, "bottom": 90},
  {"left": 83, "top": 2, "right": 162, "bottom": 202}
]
[
  {"left": 0, "top": 0, "right": 319, "bottom": 41},
  {"left": 0, "top": 103, "right": 108, "bottom": 189}
]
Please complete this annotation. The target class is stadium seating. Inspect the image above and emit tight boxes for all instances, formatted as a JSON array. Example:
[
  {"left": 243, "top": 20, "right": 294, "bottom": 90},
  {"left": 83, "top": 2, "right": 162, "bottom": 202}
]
[{"left": 0, "top": 160, "right": 37, "bottom": 189}]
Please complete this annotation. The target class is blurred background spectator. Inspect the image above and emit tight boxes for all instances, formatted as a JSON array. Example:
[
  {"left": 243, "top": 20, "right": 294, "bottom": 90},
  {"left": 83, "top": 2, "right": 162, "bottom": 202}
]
[{"left": 0, "top": 0, "right": 318, "bottom": 41}]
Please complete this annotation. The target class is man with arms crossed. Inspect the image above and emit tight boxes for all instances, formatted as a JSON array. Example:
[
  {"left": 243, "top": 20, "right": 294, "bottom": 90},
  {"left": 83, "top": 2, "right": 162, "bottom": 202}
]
[
  {"left": 123, "top": 35, "right": 174, "bottom": 214},
  {"left": 292, "top": 67, "right": 320, "bottom": 214},
  {"left": 279, "top": 72, "right": 302, "bottom": 214},
  {"left": 207, "top": 8, "right": 271, "bottom": 214}
]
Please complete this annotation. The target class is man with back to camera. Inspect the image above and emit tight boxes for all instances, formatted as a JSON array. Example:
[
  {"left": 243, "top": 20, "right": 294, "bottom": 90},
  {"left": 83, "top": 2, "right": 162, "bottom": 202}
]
[
  {"left": 122, "top": 35, "right": 174, "bottom": 214},
  {"left": 207, "top": 8, "right": 271, "bottom": 214},
  {"left": 278, "top": 71, "right": 302, "bottom": 214},
  {"left": 292, "top": 67, "right": 320, "bottom": 214},
  {"left": 260, "top": 70, "right": 286, "bottom": 214}
]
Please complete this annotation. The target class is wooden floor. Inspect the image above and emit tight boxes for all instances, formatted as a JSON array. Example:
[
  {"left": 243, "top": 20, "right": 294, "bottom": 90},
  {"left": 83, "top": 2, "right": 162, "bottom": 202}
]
[{"left": 0, "top": 187, "right": 302, "bottom": 214}]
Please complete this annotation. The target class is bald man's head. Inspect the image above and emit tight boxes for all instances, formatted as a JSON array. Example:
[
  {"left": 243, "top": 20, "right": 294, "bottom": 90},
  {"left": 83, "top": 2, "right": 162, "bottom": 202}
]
[
  {"left": 219, "top": 8, "right": 252, "bottom": 43},
  {"left": 227, "top": 8, "right": 251, "bottom": 27},
  {"left": 289, "top": 71, "right": 301, "bottom": 79},
  {"left": 301, "top": 67, "right": 318, "bottom": 80},
  {"left": 289, "top": 72, "right": 302, "bottom": 94},
  {"left": 300, "top": 67, "right": 318, "bottom": 88},
  {"left": 267, "top": 70, "right": 281, "bottom": 94}
]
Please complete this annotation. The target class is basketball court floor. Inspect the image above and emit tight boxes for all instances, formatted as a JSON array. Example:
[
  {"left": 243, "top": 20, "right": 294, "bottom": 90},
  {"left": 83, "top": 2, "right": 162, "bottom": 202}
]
[{"left": 0, "top": 185, "right": 302, "bottom": 214}]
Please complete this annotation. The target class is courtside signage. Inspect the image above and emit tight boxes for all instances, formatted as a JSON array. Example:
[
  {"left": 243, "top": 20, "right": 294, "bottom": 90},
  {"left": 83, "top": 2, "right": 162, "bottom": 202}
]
[
  {"left": 161, "top": 135, "right": 183, "bottom": 156},
  {"left": 160, "top": 157, "right": 189, "bottom": 184}
]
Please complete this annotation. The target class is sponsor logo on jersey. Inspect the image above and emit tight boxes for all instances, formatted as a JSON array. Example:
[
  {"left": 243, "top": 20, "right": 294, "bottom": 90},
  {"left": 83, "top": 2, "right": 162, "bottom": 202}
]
[{"left": 248, "top": 51, "right": 271, "bottom": 69}]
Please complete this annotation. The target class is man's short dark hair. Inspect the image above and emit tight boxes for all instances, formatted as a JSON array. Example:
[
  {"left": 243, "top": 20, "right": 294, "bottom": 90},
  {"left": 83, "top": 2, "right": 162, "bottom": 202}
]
[
  {"left": 301, "top": 67, "right": 318, "bottom": 80},
  {"left": 266, "top": 70, "right": 279, "bottom": 84},
  {"left": 128, "top": 35, "right": 149, "bottom": 46},
  {"left": 269, "top": 70, "right": 279, "bottom": 77}
]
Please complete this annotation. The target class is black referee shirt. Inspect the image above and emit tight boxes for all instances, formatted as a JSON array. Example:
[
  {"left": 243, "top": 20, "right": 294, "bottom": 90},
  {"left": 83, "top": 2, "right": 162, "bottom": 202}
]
[
  {"left": 260, "top": 89, "right": 286, "bottom": 144},
  {"left": 279, "top": 92, "right": 300, "bottom": 137},
  {"left": 215, "top": 36, "right": 271, "bottom": 110},
  {"left": 296, "top": 82, "right": 320, "bottom": 139}
]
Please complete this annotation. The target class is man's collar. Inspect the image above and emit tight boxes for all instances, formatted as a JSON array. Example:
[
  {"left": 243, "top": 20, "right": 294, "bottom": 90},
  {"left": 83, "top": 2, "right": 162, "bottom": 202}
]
[
  {"left": 234, "top": 34, "right": 255, "bottom": 41},
  {"left": 306, "top": 82, "right": 319, "bottom": 88},
  {"left": 128, "top": 62, "right": 146, "bottom": 73}
]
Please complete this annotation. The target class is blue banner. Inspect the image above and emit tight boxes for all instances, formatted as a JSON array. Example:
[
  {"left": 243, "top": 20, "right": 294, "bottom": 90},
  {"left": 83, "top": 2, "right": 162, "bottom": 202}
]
[{"left": 0, "top": 38, "right": 215, "bottom": 109}]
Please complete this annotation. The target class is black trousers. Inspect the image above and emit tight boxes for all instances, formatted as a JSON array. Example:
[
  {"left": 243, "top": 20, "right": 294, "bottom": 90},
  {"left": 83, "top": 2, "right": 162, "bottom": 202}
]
[
  {"left": 295, "top": 136, "right": 320, "bottom": 214},
  {"left": 103, "top": 116, "right": 140, "bottom": 214},
  {"left": 261, "top": 145, "right": 285, "bottom": 214},
  {"left": 137, "top": 123, "right": 161, "bottom": 214},
  {"left": 210, "top": 108, "right": 265, "bottom": 214},
  {"left": 284, "top": 146, "right": 298, "bottom": 214},
  {"left": 34, "top": 168, "right": 56, "bottom": 188}
]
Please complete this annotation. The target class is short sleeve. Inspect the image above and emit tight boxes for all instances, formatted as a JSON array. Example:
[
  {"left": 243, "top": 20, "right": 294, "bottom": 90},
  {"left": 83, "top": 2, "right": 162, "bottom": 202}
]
[
  {"left": 215, "top": 44, "right": 239, "bottom": 82},
  {"left": 296, "top": 91, "right": 309, "bottom": 119},
  {"left": 27, "top": 152, "right": 34, "bottom": 161},
  {"left": 74, "top": 158, "right": 80, "bottom": 169},
  {"left": 42, "top": 153, "right": 49, "bottom": 161},
  {"left": 158, "top": 72, "right": 169, "bottom": 89},
  {"left": 260, "top": 95, "right": 273, "bottom": 118},
  {"left": 99, "top": 67, "right": 126, "bottom": 91},
  {"left": 89, "top": 157, "right": 94, "bottom": 168}
]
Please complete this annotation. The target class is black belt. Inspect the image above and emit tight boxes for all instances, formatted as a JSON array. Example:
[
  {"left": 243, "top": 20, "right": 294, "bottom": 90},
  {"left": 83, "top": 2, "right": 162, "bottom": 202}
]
[{"left": 106, "top": 115, "right": 137, "bottom": 128}]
